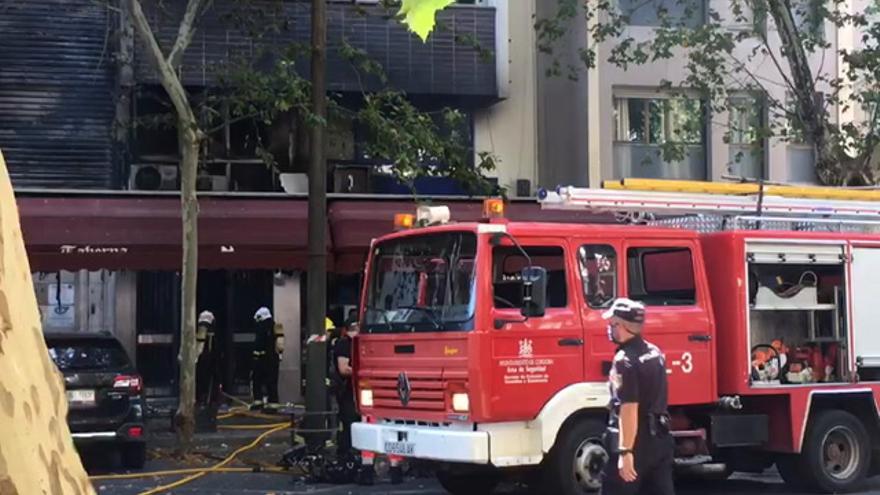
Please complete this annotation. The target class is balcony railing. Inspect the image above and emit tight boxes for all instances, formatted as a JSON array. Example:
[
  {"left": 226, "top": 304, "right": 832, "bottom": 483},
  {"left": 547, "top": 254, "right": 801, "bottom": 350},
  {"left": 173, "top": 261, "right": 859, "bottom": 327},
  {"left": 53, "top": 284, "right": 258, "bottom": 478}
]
[
  {"left": 728, "top": 143, "right": 765, "bottom": 180},
  {"left": 613, "top": 143, "right": 707, "bottom": 180},
  {"left": 134, "top": 0, "right": 498, "bottom": 100}
]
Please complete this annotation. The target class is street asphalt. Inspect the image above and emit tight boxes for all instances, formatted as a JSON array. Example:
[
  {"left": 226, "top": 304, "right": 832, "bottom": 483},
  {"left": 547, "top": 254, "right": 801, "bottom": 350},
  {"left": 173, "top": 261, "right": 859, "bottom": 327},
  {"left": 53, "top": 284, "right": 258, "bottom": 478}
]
[
  {"left": 90, "top": 455, "right": 880, "bottom": 495},
  {"left": 86, "top": 417, "right": 880, "bottom": 494}
]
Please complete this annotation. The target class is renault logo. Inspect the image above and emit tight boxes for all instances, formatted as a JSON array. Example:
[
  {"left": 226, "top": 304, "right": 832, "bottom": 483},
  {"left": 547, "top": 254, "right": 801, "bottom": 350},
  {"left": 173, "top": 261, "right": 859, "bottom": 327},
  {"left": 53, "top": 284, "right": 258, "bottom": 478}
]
[{"left": 397, "top": 372, "right": 412, "bottom": 407}]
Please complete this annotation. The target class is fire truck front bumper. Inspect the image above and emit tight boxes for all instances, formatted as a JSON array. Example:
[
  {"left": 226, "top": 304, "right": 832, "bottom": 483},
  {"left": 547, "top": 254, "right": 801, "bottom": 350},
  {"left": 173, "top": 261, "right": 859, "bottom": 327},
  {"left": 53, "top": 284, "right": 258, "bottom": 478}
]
[{"left": 351, "top": 421, "right": 491, "bottom": 464}]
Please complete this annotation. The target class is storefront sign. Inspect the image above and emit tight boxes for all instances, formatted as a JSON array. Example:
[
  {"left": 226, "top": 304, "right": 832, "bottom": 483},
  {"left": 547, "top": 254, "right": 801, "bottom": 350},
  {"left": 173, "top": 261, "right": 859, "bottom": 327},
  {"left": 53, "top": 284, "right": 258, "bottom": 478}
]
[{"left": 59, "top": 245, "right": 129, "bottom": 255}]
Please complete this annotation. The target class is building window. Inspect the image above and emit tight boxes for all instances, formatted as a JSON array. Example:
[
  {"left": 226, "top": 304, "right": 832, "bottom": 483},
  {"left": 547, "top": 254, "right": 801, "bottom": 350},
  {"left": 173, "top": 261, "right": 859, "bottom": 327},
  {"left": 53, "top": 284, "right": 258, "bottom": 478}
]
[
  {"left": 618, "top": 0, "right": 705, "bottom": 28},
  {"left": 613, "top": 95, "right": 707, "bottom": 179},
  {"left": 614, "top": 97, "right": 704, "bottom": 145},
  {"left": 784, "top": 92, "right": 819, "bottom": 183},
  {"left": 728, "top": 94, "right": 765, "bottom": 179}
]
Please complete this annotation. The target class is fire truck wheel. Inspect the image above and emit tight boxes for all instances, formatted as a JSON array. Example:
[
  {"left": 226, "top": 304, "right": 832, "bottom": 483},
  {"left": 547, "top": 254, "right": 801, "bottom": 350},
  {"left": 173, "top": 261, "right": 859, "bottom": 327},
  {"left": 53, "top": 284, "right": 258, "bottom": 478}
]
[
  {"left": 436, "top": 469, "right": 500, "bottom": 495},
  {"left": 544, "top": 417, "right": 608, "bottom": 494},
  {"left": 796, "top": 410, "right": 870, "bottom": 493}
]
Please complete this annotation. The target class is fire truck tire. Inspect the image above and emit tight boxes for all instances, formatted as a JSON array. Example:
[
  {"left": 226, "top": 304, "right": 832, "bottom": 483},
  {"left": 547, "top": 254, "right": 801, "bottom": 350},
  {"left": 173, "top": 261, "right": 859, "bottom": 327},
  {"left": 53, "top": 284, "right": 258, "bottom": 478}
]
[
  {"left": 543, "top": 417, "right": 608, "bottom": 494},
  {"left": 436, "top": 469, "right": 500, "bottom": 495},
  {"left": 790, "top": 410, "right": 870, "bottom": 493}
]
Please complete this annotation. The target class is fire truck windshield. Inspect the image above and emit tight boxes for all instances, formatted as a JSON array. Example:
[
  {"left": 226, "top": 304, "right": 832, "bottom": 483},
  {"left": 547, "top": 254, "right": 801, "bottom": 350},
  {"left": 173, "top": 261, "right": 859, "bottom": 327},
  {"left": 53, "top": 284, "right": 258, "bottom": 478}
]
[{"left": 364, "top": 231, "right": 477, "bottom": 333}]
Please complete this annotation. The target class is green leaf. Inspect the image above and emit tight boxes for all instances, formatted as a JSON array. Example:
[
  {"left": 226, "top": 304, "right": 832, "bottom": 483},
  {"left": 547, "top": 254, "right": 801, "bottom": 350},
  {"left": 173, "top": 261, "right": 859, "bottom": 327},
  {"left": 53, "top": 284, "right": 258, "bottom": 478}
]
[{"left": 398, "top": 0, "right": 454, "bottom": 42}]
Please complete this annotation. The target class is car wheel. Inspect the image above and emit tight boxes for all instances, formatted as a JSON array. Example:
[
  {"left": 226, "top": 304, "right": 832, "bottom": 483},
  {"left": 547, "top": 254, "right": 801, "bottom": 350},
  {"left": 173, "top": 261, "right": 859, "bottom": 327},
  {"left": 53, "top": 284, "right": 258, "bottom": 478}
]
[
  {"left": 787, "top": 410, "right": 870, "bottom": 493},
  {"left": 436, "top": 469, "right": 500, "bottom": 495},
  {"left": 543, "top": 417, "right": 608, "bottom": 495},
  {"left": 121, "top": 443, "right": 147, "bottom": 469}
]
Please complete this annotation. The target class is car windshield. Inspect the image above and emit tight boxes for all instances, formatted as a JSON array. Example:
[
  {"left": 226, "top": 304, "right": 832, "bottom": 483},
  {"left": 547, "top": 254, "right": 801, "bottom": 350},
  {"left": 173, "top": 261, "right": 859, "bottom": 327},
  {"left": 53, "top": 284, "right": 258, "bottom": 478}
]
[
  {"left": 364, "top": 231, "right": 477, "bottom": 333},
  {"left": 48, "top": 339, "right": 130, "bottom": 371}
]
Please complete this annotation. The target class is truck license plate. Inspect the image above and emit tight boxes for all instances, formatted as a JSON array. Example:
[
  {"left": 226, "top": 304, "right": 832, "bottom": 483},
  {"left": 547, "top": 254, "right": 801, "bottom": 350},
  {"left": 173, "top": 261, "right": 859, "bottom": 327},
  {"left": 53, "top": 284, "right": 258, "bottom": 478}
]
[
  {"left": 67, "top": 389, "right": 96, "bottom": 406},
  {"left": 384, "top": 441, "right": 414, "bottom": 456}
]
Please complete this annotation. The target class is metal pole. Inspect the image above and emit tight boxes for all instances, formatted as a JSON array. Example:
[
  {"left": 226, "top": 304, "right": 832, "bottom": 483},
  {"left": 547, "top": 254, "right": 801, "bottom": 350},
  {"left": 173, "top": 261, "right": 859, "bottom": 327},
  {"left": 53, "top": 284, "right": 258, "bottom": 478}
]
[{"left": 305, "top": 0, "right": 328, "bottom": 451}]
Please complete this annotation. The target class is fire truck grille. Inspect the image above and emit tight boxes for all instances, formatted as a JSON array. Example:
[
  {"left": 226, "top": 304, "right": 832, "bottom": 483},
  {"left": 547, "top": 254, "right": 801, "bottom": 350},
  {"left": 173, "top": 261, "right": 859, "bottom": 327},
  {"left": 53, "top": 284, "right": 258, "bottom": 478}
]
[{"left": 364, "top": 371, "right": 448, "bottom": 411}]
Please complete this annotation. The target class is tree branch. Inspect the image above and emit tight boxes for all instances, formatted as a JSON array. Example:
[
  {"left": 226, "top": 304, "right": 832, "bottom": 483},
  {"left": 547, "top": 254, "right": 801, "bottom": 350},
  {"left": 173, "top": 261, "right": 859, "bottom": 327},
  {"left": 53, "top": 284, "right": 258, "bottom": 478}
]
[
  {"left": 128, "top": 0, "right": 200, "bottom": 135},
  {"left": 725, "top": 50, "right": 788, "bottom": 92},
  {"left": 167, "top": 0, "right": 206, "bottom": 71},
  {"left": 755, "top": 28, "right": 798, "bottom": 94}
]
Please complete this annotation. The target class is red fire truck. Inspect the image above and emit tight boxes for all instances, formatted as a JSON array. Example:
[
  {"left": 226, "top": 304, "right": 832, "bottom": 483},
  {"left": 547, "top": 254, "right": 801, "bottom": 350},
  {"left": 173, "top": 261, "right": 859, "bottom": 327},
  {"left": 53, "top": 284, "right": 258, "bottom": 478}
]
[{"left": 351, "top": 180, "right": 880, "bottom": 494}]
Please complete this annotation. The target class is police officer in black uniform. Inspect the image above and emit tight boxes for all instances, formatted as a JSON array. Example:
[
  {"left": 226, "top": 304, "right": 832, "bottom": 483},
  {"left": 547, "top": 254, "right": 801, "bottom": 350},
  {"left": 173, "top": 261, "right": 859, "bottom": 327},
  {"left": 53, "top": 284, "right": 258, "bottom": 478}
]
[{"left": 600, "top": 298, "right": 675, "bottom": 495}]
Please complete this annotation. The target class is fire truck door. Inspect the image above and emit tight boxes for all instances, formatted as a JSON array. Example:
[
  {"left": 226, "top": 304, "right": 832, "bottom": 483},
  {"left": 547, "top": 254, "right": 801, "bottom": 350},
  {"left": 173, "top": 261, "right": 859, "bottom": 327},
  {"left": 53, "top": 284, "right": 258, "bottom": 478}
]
[
  {"left": 574, "top": 240, "right": 624, "bottom": 382},
  {"left": 622, "top": 239, "right": 715, "bottom": 406},
  {"left": 488, "top": 239, "right": 584, "bottom": 420}
]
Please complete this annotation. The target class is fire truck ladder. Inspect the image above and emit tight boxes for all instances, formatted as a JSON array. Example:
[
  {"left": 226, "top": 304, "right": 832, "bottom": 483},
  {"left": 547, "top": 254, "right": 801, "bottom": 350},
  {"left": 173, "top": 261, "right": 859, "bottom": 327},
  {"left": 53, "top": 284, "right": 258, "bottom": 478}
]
[{"left": 537, "top": 179, "right": 880, "bottom": 232}]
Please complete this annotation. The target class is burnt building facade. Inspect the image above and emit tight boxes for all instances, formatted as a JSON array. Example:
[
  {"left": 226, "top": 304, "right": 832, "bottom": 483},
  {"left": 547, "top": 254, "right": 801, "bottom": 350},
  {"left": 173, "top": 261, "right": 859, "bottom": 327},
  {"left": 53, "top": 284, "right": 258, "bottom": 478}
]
[{"left": 1, "top": 0, "right": 581, "bottom": 405}]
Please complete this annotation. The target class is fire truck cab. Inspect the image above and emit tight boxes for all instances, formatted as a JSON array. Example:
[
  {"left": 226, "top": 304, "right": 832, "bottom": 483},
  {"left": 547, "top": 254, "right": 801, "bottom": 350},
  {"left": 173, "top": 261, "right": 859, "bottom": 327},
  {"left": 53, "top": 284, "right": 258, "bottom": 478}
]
[{"left": 352, "top": 184, "right": 880, "bottom": 494}]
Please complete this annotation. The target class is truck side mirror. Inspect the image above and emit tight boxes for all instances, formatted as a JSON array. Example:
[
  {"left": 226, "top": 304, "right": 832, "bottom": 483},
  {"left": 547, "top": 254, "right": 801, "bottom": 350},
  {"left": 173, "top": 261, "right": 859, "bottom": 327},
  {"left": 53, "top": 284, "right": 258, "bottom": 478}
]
[{"left": 521, "top": 266, "right": 548, "bottom": 317}]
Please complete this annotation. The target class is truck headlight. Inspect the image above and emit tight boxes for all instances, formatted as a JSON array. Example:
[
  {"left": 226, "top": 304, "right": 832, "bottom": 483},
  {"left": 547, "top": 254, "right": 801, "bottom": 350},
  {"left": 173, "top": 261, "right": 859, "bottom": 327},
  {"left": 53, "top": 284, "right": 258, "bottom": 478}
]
[
  {"left": 360, "top": 389, "right": 374, "bottom": 407},
  {"left": 452, "top": 392, "right": 469, "bottom": 412}
]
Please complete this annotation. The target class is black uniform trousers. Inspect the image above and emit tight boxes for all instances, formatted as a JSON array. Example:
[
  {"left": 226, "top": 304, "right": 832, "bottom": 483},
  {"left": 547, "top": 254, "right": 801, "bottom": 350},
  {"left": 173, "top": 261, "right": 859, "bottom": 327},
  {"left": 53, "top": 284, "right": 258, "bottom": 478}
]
[
  {"left": 251, "top": 353, "right": 280, "bottom": 403},
  {"left": 336, "top": 387, "right": 359, "bottom": 459},
  {"left": 600, "top": 434, "right": 675, "bottom": 495},
  {"left": 195, "top": 351, "right": 222, "bottom": 405}
]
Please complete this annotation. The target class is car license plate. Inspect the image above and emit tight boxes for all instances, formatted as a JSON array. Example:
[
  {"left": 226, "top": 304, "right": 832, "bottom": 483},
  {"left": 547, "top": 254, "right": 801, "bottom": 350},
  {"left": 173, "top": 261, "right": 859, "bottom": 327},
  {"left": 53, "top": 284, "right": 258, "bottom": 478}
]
[
  {"left": 67, "top": 389, "right": 96, "bottom": 406},
  {"left": 384, "top": 441, "right": 414, "bottom": 456}
]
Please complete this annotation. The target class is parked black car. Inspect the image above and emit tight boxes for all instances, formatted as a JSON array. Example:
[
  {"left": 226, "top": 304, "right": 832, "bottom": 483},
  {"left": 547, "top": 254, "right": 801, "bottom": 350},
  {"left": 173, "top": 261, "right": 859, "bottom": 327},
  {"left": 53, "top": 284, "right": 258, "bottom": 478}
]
[{"left": 46, "top": 332, "right": 146, "bottom": 468}]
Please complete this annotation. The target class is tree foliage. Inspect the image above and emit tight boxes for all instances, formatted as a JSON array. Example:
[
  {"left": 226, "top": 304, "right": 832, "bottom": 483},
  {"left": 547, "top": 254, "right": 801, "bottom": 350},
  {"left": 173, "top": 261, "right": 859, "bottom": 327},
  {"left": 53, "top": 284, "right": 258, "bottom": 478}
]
[{"left": 536, "top": 0, "right": 880, "bottom": 185}]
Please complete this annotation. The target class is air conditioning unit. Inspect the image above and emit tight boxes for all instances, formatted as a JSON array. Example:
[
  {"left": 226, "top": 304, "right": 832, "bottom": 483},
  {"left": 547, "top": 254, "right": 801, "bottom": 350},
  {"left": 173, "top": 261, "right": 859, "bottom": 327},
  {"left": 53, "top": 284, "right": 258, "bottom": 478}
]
[{"left": 129, "top": 164, "right": 179, "bottom": 191}]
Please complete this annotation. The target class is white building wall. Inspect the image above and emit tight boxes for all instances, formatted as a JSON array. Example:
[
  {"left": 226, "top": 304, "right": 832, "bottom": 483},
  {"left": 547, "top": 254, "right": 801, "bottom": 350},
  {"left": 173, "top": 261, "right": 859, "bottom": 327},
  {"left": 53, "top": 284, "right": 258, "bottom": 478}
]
[
  {"left": 474, "top": 0, "right": 539, "bottom": 196},
  {"left": 588, "top": 6, "right": 844, "bottom": 185}
]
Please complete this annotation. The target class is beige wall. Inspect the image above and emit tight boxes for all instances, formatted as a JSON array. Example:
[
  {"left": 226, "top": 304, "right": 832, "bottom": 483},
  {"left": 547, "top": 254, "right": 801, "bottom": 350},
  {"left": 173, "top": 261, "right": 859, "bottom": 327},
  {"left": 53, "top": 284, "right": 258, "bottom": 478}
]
[
  {"left": 275, "top": 273, "right": 302, "bottom": 404},
  {"left": 475, "top": 0, "right": 539, "bottom": 196},
  {"left": 587, "top": 11, "right": 843, "bottom": 185}
]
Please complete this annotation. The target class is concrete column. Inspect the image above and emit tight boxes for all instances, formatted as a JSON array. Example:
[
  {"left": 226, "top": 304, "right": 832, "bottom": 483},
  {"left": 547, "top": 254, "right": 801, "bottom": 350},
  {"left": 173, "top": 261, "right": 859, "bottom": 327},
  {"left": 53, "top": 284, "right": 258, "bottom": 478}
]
[
  {"left": 275, "top": 272, "right": 303, "bottom": 404},
  {"left": 77, "top": 269, "right": 89, "bottom": 332},
  {"left": 115, "top": 271, "right": 138, "bottom": 363}
]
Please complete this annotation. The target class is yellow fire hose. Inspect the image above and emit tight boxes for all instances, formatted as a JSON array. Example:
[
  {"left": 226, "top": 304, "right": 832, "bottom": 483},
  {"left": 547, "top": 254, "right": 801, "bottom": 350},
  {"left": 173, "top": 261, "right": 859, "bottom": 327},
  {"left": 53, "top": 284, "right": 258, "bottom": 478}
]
[
  {"left": 89, "top": 466, "right": 288, "bottom": 481},
  {"left": 90, "top": 405, "right": 293, "bottom": 495},
  {"left": 135, "top": 422, "right": 289, "bottom": 495}
]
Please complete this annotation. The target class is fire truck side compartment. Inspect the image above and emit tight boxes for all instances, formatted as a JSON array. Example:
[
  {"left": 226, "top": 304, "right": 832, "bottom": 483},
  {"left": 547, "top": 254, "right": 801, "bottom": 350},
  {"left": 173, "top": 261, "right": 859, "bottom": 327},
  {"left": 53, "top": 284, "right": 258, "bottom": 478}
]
[{"left": 710, "top": 414, "right": 769, "bottom": 447}]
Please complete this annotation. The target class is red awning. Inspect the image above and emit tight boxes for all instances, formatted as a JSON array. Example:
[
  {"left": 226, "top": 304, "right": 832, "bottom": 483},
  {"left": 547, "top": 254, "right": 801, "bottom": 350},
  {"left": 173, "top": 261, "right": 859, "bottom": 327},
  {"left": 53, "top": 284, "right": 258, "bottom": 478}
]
[
  {"left": 17, "top": 194, "right": 612, "bottom": 274},
  {"left": 18, "top": 195, "right": 315, "bottom": 272},
  {"left": 329, "top": 199, "right": 613, "bottom": 273}
]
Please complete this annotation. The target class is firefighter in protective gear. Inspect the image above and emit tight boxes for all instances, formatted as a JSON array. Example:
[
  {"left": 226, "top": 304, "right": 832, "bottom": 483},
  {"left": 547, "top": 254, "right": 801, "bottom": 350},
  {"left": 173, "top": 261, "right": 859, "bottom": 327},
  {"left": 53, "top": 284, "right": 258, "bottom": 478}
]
[
  {"left": 195, "top": 310, "right": 222, "bottom": 406},
  {"left": 600, "top": 298, "right": 675, "bottom": 495},
  {"left": 251, "top": 307, "right": 284, "bottom": 407}
]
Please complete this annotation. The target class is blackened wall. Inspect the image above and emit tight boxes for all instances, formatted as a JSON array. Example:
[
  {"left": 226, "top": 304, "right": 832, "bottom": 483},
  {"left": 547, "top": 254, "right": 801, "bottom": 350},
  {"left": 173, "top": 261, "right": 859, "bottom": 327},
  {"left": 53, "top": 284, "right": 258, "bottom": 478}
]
[
  {"left": 0, "top": 0, "right": 118, "bottom": 189},
  {"left": 134, "top": 0, "right": 497, "bottom": 100}
]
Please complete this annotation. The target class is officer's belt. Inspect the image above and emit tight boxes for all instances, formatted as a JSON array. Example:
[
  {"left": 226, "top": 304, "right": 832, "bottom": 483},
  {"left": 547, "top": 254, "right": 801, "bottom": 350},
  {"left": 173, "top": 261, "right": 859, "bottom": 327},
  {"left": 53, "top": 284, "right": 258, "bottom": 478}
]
[{"left": 641, "top": 412, "right": 671, "bottom": 437}]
